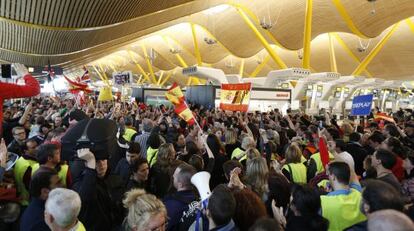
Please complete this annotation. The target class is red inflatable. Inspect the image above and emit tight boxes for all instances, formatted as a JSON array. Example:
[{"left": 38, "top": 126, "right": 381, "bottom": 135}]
[{"left": 0, "top": 74, "right": 40, "bottom": 133}]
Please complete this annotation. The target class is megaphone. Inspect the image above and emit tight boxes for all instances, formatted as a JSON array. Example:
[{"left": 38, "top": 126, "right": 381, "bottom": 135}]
[{"left": 191, "top": 171, "right": 211, "bottom": 202}]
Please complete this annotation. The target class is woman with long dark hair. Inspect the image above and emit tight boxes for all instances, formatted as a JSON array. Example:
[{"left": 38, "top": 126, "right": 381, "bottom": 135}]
[{"left": 207, "top": 133, "right": 229, "bottom": 188}]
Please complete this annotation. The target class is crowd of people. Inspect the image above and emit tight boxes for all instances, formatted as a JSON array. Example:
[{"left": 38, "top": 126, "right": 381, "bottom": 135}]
[{"left": 1, "top": 95, "right": 414, "bottom": 231}]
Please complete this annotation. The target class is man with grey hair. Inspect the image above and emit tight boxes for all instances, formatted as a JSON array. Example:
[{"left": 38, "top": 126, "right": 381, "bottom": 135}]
[
  {"left": 44, "top": 188, "right": 85, "bottom": 231},
  {"left": 367, "top": 210, "right": 414, "bottom": 231},
  {"left": 134, "top": 118, "right": 153, "bottom": 158}
]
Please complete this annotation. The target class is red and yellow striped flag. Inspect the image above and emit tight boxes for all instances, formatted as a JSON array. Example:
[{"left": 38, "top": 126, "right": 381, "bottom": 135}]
[
  {"left": 374, "top": 112, "right": 395, "bottom": 123},
  {"left": 174, "top": 102, "right": 195, "bottom": 125},
  {"left": 165, "top": 83, "right": 195, "bottom": 125},
  {"left": 165, "top": 83, "right": 184, "bottom": 105}
]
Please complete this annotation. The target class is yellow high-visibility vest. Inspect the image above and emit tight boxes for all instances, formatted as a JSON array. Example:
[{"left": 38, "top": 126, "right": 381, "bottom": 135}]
[
  {"left": 282, "top": 163, "right": 307, "bottom": 184},
  {"left": 14, "top": 157, "right": 38, "bottom": 206},
  {"left": 321, "top": 189, "right": 366, "bottom": 231}
]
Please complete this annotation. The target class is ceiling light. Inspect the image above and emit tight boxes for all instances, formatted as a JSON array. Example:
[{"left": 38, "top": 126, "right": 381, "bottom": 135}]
[
  {"left": 169, "top": 48, "right": 181, "bottom": 54},
  {"left": 203, "top": 5, "right": 229, "bottom": 15},
  {"left": 204, "top": 37, "right": 217, "bottom": 45},
  {"left": 368, "top": 0, "right": 377, "bottom": 15}
]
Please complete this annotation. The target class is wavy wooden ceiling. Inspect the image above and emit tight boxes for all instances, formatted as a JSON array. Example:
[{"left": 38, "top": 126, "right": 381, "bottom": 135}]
[{"left": 1, "top": 0, "right": 414, "bottom": 85}]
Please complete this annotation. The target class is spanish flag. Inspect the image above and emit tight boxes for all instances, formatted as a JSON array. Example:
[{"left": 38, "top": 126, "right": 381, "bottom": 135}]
[
  {"left": 165, "top": 83, "right": 195, "bottom": 125},
  {"left": 220, "top": 83, "right": 252, "bottom": 112},
  {"left": 165, "top": 83, "right": 185, "bottom": 105},
  {"left": 374, "top": 112, "right": 395, "bottom": 123},
  {"left": 174, "top": 102, "right": 195, "bottom": 125}
]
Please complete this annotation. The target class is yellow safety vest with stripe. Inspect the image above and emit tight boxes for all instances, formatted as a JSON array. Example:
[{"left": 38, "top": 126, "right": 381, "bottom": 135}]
[
  {"left": 282, "top": 163, "right": 307, "bottom": 184},
  {"left": 147, "top": 147, "right": 159, "bottom": 167},
  {"left": 231, "top": 148, "right": 245, "bottom": 161},
  {"left": 310, "top": 152, "right": 335, "bottom": 174},
  {"left": 31, "top": 164, "right": 69, "bottom": 187},
  {"left": 317, "top": 179, "right": 330, "bottom": 190},
  {"left": 301, "top": 155, "right": 307, "bottom": 163},
  {"left": 321, "top": 189, "right": 366, "bottom": 231},
  {"left": 123, "top": 127, "right": 137, "bottom": 142},
  {"left": 13, "top": 157, "right": 38, "bottom": 206}
]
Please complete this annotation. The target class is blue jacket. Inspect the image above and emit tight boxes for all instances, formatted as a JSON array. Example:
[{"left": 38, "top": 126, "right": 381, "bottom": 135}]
[
  {"left": 164, "top": 190, "right": 197, "bottom": 231},
  {"left": 20, "top": 198, "right": 50, "bottom": 231}
]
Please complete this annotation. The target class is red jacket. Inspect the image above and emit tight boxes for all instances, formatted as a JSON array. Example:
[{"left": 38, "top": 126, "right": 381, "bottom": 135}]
[{"left": 392, "top": 156, "right": 405, "bottom": 182}]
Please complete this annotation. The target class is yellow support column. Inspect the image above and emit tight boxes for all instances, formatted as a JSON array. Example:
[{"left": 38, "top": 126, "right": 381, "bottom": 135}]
[
  {"left": 191, "top": 23, "right": 202, "bottom": 66},
  {"left": 161, "top": 71, "right": 174, "bottom": 86},
  {"left": 332, "top": 33, "right": 372, "bottom": 77},
  {"left": 93, "top": 65, "right": 109, "bottom": 86},
  {"left": 406, "top": 19, "right": 414, "bottom": 33},
  {"left": 302, "top": 0, "right": 313, "bottom": 69},
  {"left": 109, "top": 63, "right": 117, "bottom": 73},
  {"left": 141, "top": 45, "right": 157, "bottom": 84},
  {"left": 331, "top": 0, "right": 369, "bottom": 38},
  {"left": 98, "top": 64, "right": 110, "bottom": 84},
  {"left": 190, "top": 23, "right": 206, "bottom": 84},
  {"left": 352, "top": 23, "right": 399, "bottom": 76},
  {"left": 235, "top": 8, "right": 287, "bottom": 69},
  {"left": 127, "top": 50, "right": 151, "bottom": 83},
  {"left": 239, "top": 59, "right": 245, "bottom": 77},
  {"left": 328, "top": 33, "right": 338, "bottom": 73},
  {"left": 137, "top": 75, "right": 143, "bottom": 84},
  {"left": 157, "top": 71, "right": 164, "bottom": 86},
  {"left": 162, "top": 36, "right": 199, "bottom": 85},
  {"left": 250, "top": 55, "right": 270, "bottom": 77}
]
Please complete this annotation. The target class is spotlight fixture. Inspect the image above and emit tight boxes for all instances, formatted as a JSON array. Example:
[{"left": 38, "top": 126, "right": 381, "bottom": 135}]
[
  {"left": 357, "top": 38, "right": 371, "bottom": 53},
  {"left": 260, "top": 20, "right": 273, "bottom": 30},
  {"left": 169, "top": 48, "right": 181, "bottom": 54},
  {"left": 367, "top": 0, "right": 377, "bottom": 15},
  {"left": 297, "top": 50, "right": 303, "bottom": 60},
  {"left": 204, "top": 37, "right": 217, "bottom": 45}
]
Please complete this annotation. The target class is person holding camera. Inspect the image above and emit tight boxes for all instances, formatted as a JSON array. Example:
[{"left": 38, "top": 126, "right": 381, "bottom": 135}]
[{"left": 72, "top": 148, "right": 123, "bottom": 231}]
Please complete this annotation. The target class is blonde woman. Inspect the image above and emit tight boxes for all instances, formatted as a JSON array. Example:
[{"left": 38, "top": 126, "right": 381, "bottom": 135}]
[
  {"left": 341, "top": 122, "right": 354, "bottom": 143},
  {"left": 282, "top": 144, "right": 307, "bottom": 184},
  {"left": 246, "top": 157, "right": 269, "bottom": 201},
  {"left": 244, "top": 148, "right": 261, "bottom": 167},
  {"left": 225, "top": 128, "right": 240, "bottom": 158},
  {"left": 122, "top": 189, "right": 167, "bottom": 231}
]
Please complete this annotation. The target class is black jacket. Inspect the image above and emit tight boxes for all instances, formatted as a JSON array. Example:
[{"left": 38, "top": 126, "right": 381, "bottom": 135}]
[
  {"left": 345, "top": 142, "right": 368, "bottom": 176},
  {"left": 72, "top": 163, "right": 124, "bottom": 231},
  {"left": 7, "top": 139, "right": 25, "bottom": 156}
]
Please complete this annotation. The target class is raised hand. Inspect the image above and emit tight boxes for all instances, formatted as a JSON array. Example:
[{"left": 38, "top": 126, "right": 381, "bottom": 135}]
[
  {"left": 77, "top": 148, "right": 96, "bottom": 169},
  {"left": 13, "top": 63, "right": 29, "bottom": 78},
  {"left": 0, "top": 139, "right": 7, "bottom": 168},
  {"left": 272, "top": 200, "right": 286, "bottom": 228}
]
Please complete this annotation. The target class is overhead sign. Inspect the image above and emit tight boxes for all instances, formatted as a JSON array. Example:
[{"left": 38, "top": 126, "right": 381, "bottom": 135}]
[
  {"left": 219, "top": 83, "right": 252, "bottom": 112},
  {"left": 351, "top": 94, "right": 373, "bottom": 116},
  {"left": 113, "top": 71, "right": 132, "bottom": 85}
]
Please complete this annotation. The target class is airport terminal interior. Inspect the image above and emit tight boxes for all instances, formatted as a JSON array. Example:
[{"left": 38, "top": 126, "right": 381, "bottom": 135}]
[{"left": 2, "top": 1, "right": 414, "bottom": 231}]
